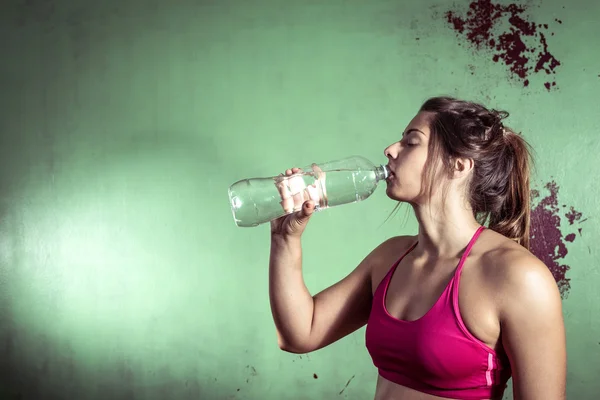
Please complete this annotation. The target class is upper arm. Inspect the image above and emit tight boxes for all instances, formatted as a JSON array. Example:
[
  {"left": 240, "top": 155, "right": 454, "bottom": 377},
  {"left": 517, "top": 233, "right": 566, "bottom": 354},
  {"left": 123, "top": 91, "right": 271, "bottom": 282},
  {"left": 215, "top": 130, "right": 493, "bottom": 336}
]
[
  {"left": 499, "top": 254, "right": 567, "bottom": 400},
  {"left": 302, "top": 236, "right": 409, "bottom": 353}
]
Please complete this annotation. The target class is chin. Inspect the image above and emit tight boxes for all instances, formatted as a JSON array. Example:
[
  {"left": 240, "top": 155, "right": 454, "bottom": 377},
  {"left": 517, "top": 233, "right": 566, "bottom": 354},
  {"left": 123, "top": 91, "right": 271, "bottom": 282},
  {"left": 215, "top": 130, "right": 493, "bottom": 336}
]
[
  {"left": 385, "top": 186, "right": 417, "bottom": 204},
  {"left": 385, "top": 187, "right": 404, "bottom": 202}
]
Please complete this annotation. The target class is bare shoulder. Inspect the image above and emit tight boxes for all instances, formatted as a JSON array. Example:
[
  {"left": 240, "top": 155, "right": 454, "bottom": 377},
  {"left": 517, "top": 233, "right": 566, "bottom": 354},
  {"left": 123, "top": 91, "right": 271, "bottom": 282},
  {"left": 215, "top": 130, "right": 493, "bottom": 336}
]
[
  {"left": 374, "top": 235, "right": 417, "bottom": 262},
  {"left": 479, "top": 230, "right": 562, "bottom": 318},
  {"left": 369, "top": 235, "right": 417, "bottom": 290},
  {"left": 378, "top": 234, "right": 417, "bottom": 253},
  {"left": 478, "top": 230, "right": 566, "bottom": 398}
]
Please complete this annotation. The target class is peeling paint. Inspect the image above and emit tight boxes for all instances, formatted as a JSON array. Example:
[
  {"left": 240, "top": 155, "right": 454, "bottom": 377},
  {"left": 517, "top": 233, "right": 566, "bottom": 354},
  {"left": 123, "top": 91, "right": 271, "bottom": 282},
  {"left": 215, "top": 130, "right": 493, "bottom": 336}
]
[
  {"left": 530, "top": 181, "right": 586, "bottom": 299},
  {"left": 444, "top": 0, "right": 562, "bottom": 90}
]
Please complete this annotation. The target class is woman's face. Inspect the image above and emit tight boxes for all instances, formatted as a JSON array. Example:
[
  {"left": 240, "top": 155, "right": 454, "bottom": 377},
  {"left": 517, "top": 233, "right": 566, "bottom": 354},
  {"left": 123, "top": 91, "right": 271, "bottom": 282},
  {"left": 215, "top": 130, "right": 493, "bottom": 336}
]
[{"left": 383, "top": 111, "right": 436, "bottom": 204}]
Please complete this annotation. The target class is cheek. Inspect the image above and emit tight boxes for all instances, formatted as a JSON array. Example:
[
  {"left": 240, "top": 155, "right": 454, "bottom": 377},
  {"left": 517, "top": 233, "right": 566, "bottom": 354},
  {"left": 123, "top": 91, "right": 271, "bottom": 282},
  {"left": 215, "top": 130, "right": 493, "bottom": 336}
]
[{"left": 397, "top": 149, "right": 428, "bottom": 176}]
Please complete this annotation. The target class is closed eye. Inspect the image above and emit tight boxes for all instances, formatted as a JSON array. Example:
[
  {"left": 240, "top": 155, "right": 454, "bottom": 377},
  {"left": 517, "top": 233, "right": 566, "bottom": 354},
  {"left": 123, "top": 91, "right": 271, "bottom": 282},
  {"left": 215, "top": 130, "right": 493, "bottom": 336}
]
[{"left": 402, "top": 140, "right": 419, "bottom": 147}]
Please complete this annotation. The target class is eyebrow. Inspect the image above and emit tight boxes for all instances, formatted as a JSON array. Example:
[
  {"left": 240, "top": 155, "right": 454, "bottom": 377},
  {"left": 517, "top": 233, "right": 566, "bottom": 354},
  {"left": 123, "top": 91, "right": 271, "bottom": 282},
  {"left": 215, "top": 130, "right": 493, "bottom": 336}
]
[{"left": 402, "top": 128, "right": 426, "bottom": 137}]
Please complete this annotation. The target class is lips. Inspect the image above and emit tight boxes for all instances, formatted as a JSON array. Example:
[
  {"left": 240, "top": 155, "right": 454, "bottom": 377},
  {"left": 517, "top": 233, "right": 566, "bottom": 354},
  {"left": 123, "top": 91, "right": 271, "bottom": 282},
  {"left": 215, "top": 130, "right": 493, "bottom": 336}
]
[{"left": 386, "top": 166, "right": 395, "bottom": 180}]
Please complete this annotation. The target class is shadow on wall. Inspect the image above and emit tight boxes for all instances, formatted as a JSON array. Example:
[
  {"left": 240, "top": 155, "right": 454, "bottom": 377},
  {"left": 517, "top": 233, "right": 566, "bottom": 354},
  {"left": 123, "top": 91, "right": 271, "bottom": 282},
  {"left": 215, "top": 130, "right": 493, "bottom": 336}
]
[
  {"left": 0, "top": 332, "right": 210, "bottom": 400},
  {"left": 0, "top": 130, "right": 226, "bottom": 400},
  {"left": 0, "top": 308, "right": 229, "bottom": 400}
]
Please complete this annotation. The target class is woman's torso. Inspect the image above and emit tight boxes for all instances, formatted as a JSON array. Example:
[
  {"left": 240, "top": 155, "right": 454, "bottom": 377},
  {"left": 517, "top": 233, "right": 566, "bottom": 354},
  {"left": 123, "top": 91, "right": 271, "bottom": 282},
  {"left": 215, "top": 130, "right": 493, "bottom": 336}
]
[{"left": 367, "top": 228, "right": 520, "bottom": 400}]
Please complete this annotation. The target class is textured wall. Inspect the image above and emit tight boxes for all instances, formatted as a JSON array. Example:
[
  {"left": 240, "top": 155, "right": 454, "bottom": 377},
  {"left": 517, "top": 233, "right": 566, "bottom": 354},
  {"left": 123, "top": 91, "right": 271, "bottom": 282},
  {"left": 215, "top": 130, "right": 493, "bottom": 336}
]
[{"left": 0, "top": 0, "right": 598, "bottom": 399}]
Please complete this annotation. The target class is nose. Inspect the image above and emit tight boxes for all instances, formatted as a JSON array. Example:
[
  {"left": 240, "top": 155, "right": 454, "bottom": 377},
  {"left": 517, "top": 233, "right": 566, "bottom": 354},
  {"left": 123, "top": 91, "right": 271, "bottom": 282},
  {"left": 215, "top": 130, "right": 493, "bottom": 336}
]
[{"left": 384, "top": 142, "right": 399, "bottom": 159}]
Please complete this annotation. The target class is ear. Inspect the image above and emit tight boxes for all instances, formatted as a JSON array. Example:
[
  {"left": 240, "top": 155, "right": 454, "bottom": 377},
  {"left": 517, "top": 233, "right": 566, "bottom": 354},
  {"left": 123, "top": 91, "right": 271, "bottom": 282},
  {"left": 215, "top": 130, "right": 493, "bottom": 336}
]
[{"left": 452, "top": 157, "right": 474, "bottom": 179}]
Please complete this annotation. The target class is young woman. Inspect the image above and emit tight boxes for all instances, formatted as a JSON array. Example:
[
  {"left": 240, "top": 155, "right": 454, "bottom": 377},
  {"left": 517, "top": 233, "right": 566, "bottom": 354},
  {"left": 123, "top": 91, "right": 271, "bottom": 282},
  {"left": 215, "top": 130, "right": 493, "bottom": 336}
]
[{"left": 268, "top": 97, "right": 566, "bottom": 400}]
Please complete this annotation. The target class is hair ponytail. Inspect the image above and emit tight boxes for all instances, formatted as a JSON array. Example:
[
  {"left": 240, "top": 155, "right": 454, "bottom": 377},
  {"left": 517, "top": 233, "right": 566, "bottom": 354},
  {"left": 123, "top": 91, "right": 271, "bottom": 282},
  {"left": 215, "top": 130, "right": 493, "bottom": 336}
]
[{"left": 486, "top": 130, "right": 533, "bottom": 250}]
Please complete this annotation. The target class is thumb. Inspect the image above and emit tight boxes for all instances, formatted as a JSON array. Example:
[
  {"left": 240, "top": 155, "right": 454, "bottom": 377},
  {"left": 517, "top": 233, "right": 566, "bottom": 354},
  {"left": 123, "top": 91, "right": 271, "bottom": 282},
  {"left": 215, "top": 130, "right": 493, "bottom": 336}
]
[{"left": 290, "top": 201, "right": 315, "bottom": 231}]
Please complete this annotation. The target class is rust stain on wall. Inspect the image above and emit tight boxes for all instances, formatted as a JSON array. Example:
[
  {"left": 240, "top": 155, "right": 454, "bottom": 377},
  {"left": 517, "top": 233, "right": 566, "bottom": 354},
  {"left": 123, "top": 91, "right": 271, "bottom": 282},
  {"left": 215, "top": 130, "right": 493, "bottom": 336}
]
[
  {"left": 530, "top": 181, "right": 586, "bottom": 299},
  {"left": 444, "top": 0, "right": 562, "bottom": 90}
]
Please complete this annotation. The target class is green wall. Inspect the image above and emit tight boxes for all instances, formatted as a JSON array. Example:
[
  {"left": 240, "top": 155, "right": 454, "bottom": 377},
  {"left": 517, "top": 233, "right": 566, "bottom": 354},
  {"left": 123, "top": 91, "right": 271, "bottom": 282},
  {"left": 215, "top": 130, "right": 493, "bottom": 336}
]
[{"left": 1, "top": 0, "right": 598, "bottom": 399}]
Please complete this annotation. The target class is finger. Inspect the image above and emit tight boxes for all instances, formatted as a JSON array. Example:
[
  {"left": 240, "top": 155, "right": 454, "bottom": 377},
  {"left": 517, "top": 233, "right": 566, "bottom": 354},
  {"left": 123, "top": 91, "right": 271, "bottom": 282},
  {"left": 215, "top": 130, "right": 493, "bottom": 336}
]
[
  {"left": 289, "top": 178, "right": 306, "bottom": 210},
  {"left": 275, "top": 173, "right": 291, "bottom": 199},
  {"left": 280, "top": 197, "right": 294, "bottom": 213},
  {"left": 306, "top": 184, "right": 321, "bottom": 204},
  {"left": 288, "top": 173, "right": 306, "bottom": 193},
  {"left": 290, "top": 200, "right": 314, "bottom": 229}
]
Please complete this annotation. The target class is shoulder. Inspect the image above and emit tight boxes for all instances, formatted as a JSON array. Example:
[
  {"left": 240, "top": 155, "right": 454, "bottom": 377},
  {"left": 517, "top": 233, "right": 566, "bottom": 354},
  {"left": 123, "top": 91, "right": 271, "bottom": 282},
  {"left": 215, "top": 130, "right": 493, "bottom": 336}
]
[
  {"left": 479, "top": 231, "right": 566, "bottom": 397},
  {"left": 368, "top": 235, "right": 417, "bottom": 288},
  {"left": 379, "top": 234, "right": 417, "bottom": 252},
  {"left": 375, "top": 235, "right": 417, "bottom": 263},
  {"left": 479, "top": 230, "right": 562, "bottom": 321}
]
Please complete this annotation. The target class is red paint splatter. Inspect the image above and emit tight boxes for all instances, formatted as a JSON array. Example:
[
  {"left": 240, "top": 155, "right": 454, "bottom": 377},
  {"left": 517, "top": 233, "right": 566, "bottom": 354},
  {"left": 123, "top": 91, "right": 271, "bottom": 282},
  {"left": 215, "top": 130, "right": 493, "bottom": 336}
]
[
  {"left": 530, "top": 181, "right": 585, "bottom": 298},
  {"left": 445, "top": 0, "right": 562, "bottom": 90},
  {"left": 565, "top": 206, "right": 583, "bottom": 225}
]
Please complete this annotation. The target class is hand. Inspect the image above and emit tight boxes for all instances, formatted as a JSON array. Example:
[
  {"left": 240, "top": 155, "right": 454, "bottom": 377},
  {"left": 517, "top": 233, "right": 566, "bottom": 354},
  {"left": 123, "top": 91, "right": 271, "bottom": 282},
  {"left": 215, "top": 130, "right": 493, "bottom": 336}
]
[{"left": 271, "top": 166, "right": 326, "bottom": 238}]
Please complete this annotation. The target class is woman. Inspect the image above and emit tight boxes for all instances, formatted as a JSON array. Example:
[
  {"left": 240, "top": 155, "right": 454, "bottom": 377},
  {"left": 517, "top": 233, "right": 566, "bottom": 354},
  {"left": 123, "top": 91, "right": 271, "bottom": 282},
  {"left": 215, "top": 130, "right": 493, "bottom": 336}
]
[{"left": 269, "top": 97, "right": 566, "bottom": 400}]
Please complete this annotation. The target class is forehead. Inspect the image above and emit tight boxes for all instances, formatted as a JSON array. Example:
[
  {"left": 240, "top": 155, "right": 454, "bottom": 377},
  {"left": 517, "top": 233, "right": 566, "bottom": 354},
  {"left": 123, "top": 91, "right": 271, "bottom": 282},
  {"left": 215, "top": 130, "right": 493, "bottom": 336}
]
[{"left": 404, "top": 111, "right": 434, "bottom": 136}]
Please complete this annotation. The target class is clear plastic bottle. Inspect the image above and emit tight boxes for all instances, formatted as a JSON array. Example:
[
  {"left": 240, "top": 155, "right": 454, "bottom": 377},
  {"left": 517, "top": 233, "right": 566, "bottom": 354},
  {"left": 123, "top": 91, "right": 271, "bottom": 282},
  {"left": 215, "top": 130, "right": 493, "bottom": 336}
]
[{"left": 228, "top": 155, "right": 390, "bottom": 227}]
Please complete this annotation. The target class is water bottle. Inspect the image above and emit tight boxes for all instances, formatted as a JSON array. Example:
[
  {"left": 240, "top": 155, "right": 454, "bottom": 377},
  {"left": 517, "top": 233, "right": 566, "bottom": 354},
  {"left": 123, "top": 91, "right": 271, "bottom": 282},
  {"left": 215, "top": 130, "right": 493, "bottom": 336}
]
[{"left": 228, "top": 155, "right": 390, "bottom": 227}]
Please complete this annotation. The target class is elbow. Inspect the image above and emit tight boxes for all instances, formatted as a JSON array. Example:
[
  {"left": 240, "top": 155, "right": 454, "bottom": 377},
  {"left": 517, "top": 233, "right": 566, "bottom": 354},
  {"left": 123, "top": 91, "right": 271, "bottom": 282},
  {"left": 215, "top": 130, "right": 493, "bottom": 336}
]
[
  {"left": 278, "top": 343, "right": 303, "bottom": 354},
  {"left": 277, "top": 334, "right": 311, "bottom": 354}
]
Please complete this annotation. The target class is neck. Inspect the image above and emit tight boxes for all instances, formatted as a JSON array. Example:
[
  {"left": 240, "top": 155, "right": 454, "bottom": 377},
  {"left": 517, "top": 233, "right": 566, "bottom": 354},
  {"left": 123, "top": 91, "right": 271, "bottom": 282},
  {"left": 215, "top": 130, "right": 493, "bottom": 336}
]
[{"left": 411, "top": 196, "right": 482, "bottom": 259}]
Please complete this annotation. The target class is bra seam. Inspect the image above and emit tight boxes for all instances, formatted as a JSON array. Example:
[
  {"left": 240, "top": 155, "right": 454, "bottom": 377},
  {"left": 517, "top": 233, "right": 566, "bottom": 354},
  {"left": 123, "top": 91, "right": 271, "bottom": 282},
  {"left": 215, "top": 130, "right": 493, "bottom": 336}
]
[{"left": 451, "top": 274, "right": 501, "bottom": 357}]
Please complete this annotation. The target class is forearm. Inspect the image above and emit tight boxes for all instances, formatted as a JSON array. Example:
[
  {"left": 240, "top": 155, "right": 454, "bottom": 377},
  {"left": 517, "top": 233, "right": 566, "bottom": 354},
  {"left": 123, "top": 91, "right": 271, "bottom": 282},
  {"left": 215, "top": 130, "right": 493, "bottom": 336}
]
[{"left": 268, "top": 236, "right": 314, "bottom": 352}]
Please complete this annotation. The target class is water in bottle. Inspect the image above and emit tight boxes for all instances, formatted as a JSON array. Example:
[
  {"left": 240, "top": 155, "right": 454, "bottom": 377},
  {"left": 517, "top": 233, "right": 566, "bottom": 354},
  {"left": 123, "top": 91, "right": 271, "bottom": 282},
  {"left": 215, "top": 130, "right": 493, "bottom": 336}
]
[{"left": 228, "top": 155, "right": 390, "bottom": 227}]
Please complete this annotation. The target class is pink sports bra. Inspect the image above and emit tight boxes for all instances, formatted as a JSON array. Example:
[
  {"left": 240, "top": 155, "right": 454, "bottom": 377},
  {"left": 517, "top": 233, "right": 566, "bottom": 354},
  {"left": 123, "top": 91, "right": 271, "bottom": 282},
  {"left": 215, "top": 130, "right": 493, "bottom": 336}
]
[{"left": 365, "top": 226, "right": 511, "bottom": 399}]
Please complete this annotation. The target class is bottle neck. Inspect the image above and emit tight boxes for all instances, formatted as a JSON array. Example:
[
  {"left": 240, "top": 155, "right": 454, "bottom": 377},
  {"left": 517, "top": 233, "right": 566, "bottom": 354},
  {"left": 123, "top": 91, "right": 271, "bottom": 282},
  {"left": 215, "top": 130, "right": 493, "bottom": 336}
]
[{"left": 375, "top": 165, "right": 390, "bottom": 182}]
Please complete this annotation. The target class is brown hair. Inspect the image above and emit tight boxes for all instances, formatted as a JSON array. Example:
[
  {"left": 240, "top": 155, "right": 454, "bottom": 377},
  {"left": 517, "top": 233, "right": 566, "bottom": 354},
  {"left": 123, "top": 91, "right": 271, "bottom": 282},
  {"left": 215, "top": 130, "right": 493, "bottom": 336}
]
[{"left": 390, "top": 96, "right": 534, "bottom": 250}]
